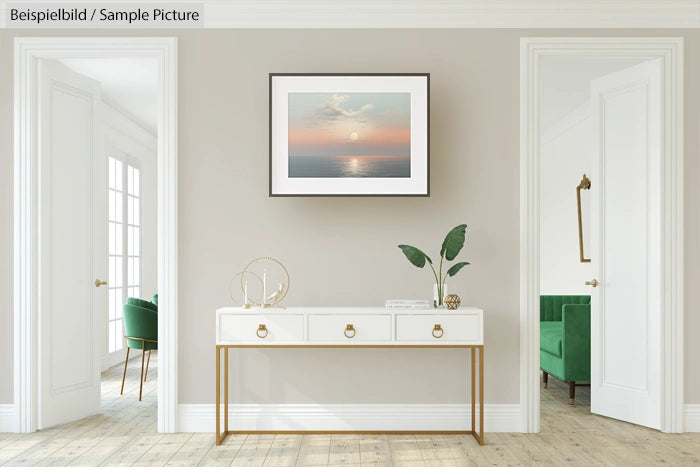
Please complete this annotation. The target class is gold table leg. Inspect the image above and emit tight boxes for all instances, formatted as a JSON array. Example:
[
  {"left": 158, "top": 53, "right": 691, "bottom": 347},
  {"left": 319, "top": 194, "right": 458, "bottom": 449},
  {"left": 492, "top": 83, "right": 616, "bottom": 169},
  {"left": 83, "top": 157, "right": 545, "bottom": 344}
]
[
  {"left": 214, "top": 344, "right": 484, "bottom": 445},
  {"left": 224, "top": 347, "right": 229, "bottom": 433},
  {"left": 216, "top": 345, "right": 221, "bottom": 445},
  {"left": 471, "top": 347, "right": 476, "bottom": 435},
  {"left": 468, "top": 346, "right": 485, "bottom": 446}
]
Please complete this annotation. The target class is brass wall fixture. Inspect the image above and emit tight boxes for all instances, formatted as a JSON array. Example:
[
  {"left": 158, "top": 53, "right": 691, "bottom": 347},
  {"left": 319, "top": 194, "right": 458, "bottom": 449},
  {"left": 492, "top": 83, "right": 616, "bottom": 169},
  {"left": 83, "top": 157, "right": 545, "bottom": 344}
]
[{"left": 576, "top": 174, "right": 592, "bottom": 263}]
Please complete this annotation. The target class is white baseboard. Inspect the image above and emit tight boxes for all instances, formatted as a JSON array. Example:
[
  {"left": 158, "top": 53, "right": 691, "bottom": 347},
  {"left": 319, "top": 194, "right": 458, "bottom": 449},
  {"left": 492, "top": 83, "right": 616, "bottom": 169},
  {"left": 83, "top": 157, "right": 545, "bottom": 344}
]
[
  {"left": 0, "top": 404, "right": 17, "bottom": 432},
  {"left": 685, "top": 404, "right": 700, "bottom": 432},
  {"left": 178, "top": 403, "right": 521, "bottom": 433}
]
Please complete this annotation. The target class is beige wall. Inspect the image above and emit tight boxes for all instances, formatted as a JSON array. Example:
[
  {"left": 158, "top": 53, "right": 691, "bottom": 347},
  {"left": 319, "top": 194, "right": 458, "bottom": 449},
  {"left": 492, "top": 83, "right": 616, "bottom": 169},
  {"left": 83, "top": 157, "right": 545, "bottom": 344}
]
[{"left": 0, "top": 29, "right": 698, "bottom": 408}]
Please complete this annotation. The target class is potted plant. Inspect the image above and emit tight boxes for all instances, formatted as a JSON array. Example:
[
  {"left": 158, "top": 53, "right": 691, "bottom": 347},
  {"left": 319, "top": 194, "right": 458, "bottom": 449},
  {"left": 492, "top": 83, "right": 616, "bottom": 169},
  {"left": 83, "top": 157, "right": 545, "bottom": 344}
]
[{"left": 398, "top": 224, "right": 470, "bottom": 307}]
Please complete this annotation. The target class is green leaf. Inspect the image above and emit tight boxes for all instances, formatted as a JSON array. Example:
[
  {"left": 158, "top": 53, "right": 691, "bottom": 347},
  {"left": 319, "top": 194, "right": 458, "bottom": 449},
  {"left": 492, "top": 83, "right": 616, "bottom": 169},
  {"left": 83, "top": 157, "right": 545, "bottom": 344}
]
[
  {"left": 398, "top": 244, "right": 433, "bottom": 268},
  {"left": 447, "top": 261, "right": 470, "bottom": 277},
  {"left": 440, "top": 224, "right": 467, "bottom": 261}
]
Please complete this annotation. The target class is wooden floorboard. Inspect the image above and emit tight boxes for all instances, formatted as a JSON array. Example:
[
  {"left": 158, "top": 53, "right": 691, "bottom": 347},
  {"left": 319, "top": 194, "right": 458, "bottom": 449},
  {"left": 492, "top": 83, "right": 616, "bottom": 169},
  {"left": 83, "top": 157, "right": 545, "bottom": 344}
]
[{"left": 2, "top": 361, "right": 700, "bottom": 466}]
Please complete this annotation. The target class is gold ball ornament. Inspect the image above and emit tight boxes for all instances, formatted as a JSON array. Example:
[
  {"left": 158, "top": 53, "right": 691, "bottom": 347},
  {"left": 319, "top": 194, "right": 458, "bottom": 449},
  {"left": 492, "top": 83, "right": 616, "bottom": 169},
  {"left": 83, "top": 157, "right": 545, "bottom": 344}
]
[{"left": 444, "top": 294, "right": 461, "bottom": 310}]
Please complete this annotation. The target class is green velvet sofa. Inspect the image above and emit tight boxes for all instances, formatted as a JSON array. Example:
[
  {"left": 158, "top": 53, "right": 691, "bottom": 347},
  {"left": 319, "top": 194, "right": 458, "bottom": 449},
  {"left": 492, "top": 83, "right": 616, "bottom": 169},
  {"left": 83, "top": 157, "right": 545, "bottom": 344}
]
[{"left": 540, "top": 295, "right": 591, "bottom": 404}]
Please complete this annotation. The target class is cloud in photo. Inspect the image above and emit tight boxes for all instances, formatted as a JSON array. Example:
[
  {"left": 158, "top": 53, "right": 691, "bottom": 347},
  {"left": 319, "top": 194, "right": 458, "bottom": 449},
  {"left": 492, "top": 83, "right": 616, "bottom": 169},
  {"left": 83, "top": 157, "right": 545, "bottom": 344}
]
[{"left": 314, "top": 94, "right": 374, "bottom": 122}]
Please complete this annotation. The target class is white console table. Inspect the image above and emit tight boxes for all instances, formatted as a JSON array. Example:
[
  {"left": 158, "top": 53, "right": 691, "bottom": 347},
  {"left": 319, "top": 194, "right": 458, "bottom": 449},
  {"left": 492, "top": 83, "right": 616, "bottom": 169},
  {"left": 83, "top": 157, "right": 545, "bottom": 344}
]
[{"left": 215, "top": 307, "right": 484, "bottom": 445}]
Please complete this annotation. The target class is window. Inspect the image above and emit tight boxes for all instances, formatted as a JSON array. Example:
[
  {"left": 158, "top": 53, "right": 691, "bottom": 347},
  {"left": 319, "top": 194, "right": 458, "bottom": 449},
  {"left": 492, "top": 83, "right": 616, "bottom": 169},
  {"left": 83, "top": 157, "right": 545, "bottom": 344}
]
[{"left": 108, "top": 154, "right": 141, "bottom": 354}]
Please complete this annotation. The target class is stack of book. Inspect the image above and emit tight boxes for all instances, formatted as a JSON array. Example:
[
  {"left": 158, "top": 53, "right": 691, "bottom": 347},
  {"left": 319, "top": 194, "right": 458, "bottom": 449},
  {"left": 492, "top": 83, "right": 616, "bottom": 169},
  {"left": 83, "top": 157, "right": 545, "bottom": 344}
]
[{"left": 385, "top": 299, "right": 432, "bottom": 309}]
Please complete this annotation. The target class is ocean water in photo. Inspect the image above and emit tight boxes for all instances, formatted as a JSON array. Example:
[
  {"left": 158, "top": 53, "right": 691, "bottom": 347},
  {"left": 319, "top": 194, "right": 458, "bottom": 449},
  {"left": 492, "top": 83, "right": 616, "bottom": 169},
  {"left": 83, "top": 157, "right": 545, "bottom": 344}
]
[{"left": 289, "top": 155, "right": 410, "bottom": 178}]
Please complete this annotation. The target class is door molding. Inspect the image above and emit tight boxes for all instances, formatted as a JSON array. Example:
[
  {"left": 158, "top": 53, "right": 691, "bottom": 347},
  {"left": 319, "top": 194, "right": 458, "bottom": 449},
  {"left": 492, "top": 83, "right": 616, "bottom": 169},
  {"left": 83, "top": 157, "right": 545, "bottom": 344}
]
[
  {"left": 13, "top": 37, "right": 178, "bottom": 433},
  {"left": 519, "top": 37, "right": 684, "bottom": 433}
]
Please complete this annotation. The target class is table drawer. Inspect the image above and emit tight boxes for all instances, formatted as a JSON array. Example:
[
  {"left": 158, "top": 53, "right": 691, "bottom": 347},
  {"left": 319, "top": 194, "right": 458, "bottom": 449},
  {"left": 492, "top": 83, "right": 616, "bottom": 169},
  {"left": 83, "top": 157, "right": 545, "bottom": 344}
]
[
  {"left": 308, "top": 314, "right": 392, "bottom": 342},
  {"left": 218, "top": 314, "right": 304, "bottom": 343},
  {"left": 396, "top": 314, "right": 481, "bottom": 342}
]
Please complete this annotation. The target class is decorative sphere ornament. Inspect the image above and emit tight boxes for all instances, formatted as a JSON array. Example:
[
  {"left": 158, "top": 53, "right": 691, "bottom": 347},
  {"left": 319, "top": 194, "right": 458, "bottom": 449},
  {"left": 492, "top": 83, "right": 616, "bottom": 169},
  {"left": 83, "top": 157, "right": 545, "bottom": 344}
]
[{"left": 444, "top": 294, "right": 461, "bottom": 310}]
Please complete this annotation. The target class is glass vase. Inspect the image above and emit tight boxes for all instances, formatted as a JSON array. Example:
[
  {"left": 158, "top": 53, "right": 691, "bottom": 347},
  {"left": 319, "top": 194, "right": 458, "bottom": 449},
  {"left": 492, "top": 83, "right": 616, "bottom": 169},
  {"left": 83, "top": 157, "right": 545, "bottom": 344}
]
[{"left": 433, "top": 283, "right": 448, "bottom": 308}]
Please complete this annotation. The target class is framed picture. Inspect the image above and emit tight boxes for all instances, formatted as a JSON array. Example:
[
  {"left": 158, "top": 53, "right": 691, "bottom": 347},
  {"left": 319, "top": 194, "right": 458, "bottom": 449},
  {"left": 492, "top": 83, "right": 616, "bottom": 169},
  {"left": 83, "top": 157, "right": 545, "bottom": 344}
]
[{"left": 269, "top": 73, "right": 430, "bottom": 196}]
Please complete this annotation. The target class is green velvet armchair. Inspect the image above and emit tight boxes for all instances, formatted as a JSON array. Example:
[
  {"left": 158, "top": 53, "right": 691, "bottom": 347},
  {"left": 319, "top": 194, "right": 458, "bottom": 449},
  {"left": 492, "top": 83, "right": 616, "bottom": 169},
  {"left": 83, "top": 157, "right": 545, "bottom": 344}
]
[
  {"left": 121, "top": 297, "right": 158, "bottom": 401},
  {"left": 540, "top": 295, "right": 591, "bottom": 404}
]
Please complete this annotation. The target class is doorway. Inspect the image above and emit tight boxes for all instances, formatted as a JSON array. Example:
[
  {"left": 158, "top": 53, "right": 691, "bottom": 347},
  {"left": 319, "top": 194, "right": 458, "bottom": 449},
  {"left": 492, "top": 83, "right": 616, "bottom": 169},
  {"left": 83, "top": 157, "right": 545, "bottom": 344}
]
[
  {"left": 13, "top": 37, "right": 178, "bottom": 433},
  {"left": 520, "top": 37, "right": 684, "bottom": 433},
  {"left": 538, "top": 56, "right": 659, "bottom": 426}
]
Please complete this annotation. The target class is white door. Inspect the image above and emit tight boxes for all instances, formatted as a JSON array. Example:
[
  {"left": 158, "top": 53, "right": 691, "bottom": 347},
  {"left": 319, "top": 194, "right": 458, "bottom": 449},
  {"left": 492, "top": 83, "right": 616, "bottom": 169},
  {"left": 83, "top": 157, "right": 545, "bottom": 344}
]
[
  {"left": 589, "top": 59, "right": 661, "bottom": 429},
  {"left": 37, "top": 60, "right": 106, "bottom": 428}
]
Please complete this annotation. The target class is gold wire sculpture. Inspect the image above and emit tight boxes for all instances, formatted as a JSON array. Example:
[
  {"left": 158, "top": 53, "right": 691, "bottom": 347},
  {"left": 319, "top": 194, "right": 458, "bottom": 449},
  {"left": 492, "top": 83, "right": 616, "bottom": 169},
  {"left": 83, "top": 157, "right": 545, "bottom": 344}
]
[
  {"left": 229, "top": 257, "right": 290, "bottom": 308},
  {"left": 228, "top": 270, "right": 263, "bottom": 308}
]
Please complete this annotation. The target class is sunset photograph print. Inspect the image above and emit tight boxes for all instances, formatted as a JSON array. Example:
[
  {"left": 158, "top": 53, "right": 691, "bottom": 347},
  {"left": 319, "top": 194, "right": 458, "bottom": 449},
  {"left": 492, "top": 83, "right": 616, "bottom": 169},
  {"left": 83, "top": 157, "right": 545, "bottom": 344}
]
[{"left": 288, "top": 92, "right": 411, "bottom": 178}]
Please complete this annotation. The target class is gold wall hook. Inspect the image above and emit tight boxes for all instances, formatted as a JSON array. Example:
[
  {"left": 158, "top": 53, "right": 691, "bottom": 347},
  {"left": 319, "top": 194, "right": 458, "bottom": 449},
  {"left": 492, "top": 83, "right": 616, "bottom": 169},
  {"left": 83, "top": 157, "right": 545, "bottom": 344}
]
[{"left": 576, "top": 174, "right": 592, "bottom": 263}]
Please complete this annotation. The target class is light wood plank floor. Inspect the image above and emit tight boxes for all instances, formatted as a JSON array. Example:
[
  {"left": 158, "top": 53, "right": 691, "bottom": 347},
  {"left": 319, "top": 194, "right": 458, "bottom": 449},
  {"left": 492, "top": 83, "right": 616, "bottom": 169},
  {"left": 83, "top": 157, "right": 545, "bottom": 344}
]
[{"left": 1, "top": 359, "right": 699, "bottom": 466}]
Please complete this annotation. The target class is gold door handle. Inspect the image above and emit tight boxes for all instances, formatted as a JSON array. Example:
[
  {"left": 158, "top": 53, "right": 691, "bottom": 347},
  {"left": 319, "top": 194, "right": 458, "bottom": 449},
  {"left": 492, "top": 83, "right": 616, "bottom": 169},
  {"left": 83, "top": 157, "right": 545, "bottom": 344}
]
[
  {"left": 576, "top": 174, "right": 592, "bottom": 263},
  {"left": 94, "top": 279, "right": 107, "bottom": 288},
  {"left": 432, "top": 324, "right": 444, "bottom": 339},
  {"left": 585, "top": 279, "right": 599, "bottom": 287},
  {"left": 256, "top": 324, "right": 268, "bottom": 339},
  {"left": 344, "top": 324, "right": 356, "bottom": 338}
]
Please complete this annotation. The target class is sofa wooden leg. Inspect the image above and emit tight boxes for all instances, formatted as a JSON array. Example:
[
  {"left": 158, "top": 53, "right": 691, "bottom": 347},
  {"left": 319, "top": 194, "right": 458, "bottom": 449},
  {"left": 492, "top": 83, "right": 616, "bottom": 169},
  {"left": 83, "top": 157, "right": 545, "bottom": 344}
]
[
  {"left": 543, "top": 371, "right": 548, "bottom": 388},
  {"left": 569, "top": 381, "right": 575, "bottom": 405}
]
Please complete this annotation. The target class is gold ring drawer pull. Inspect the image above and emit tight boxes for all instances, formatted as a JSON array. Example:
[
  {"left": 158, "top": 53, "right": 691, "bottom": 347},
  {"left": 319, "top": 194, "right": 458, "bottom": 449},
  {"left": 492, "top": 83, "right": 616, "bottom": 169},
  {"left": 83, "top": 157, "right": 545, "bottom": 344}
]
[
  {"left": 432, "top": 324, "right": 444, "bottom": 339},
  {"left": 344, "top": 324, "right": 356, "bottom": 338},
  {"left": 256, "top": 324, "right": 268, "bottom": 339}
]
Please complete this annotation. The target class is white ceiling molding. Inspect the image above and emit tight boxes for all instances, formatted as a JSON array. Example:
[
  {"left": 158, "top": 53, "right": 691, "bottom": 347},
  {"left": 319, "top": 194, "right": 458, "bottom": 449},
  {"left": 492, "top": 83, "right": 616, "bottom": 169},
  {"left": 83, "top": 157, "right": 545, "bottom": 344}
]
[{"left": 2, "top": 0, "right": 699, "bottom": 28}]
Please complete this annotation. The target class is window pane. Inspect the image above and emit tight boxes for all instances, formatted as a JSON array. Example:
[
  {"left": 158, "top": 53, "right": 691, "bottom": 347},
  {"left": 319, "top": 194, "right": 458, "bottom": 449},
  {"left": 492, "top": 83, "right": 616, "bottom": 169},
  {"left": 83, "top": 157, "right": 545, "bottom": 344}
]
[
  {"left": 115, "top": 192, "right": 123, "bottom": 223},
  {"left": 133, "top": 199, "right": 140, "bottom": 227},
  {"left": 127, "top": 166, "right": 133, "bottom": 195},
  {"left": 109, "top": 222, "right": 115, "bottom": 255},
  {"left": 133, "top": 227, "right": 140, "bottom": 256},
  {"left": 127, "top": 226, "right": 133, "bottom": 256},
  {"left": 133, "top": 287, "right": 140, "bottom": 299},
  {"left": 116, "top": 224, "right": 123, "bottom": 255},
  {"left": 109, "top": 256, "right": 115, "bottom": 285},
  {"left": 108, "top": 190, "right": 115, "bottom": 221},
  {"left": 114, "top": 288, "right": 121, "bottom": 319},
  {"left": 114, "top": 257, "right": 122, "bottom": 288},
  {"left": 133, "top": 258, "right": 140, "bottom": 285},
  {"left": 115, "top": 159, "right": 123, "bottom": 191},
  {"left": 127, "top": 257, "right": 134, "bottom": 286},
  {"left": 133, "top": 169, "right": 140, "bottom": 197},
  {"left": 109, "top": 288, "right": 116, "bottom": 320},
  {"left": 127, "top": 196, "right": 133, "bottom": 225},
  {"left": 109, "top": 157, "right": 115, "bottom": 189}
]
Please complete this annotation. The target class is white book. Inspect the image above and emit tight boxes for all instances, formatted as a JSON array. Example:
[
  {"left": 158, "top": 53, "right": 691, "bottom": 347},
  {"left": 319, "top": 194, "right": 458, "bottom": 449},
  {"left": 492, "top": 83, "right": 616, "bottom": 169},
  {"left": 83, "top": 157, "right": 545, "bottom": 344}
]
[{"left": 385, "top": 300, "right": 430, "bottom": 305}]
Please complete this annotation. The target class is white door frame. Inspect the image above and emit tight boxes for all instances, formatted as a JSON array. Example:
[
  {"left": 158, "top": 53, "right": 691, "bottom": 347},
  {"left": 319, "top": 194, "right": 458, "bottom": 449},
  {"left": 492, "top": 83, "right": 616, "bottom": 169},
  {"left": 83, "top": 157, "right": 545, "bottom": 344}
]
[
  {"left": 13, "top": 37, "right": 178, "bottom": 433},
  {"left": 519, "top": 37, "right": 684, "bottom": 433}
]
